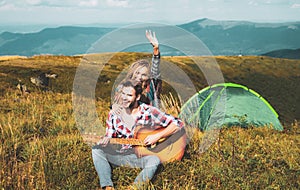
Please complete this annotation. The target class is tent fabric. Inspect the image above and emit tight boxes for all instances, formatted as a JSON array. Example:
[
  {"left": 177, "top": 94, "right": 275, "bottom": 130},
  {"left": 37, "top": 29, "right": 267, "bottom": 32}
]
[{"left": 179, "top": 83, "right": 283, "bottom": 131}]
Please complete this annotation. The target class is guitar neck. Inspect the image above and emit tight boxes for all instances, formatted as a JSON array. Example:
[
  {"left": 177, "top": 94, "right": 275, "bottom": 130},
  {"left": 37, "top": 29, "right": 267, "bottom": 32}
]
[
  {"left": 82, "top": 134, "right": 146, "bottom": 146},
  {"left": 83, "top": 126, "right": 166, "bottom": 146},
  {"left": 109, "top": 138, "right": 145, "bottom": 146}
]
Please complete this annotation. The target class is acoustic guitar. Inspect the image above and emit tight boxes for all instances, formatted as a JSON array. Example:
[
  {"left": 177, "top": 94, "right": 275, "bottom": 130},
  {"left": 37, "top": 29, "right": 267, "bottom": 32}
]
[{"left": 82, "top": 126, "right": 187, "bottom": 163}]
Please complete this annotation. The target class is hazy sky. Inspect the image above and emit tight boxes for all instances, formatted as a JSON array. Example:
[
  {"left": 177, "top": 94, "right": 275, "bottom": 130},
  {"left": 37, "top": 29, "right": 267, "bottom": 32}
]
[{"left": 1, "top": 0, "right": 300, "bottom": 25}]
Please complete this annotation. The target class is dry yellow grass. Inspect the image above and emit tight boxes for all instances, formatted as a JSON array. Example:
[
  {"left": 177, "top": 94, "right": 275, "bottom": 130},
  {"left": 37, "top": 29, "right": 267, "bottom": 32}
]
[
  {"left": 0, "top": 55, "right": 27, "bottom": 61},
  {"left": 0, "top": 53, "right": 299, "bottom": 189}
]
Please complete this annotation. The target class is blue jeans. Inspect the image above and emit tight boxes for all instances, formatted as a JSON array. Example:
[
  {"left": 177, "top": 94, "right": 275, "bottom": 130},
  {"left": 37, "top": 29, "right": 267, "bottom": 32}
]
[{"left": 92, "top": 146, "right": 161, "bottom": 188}]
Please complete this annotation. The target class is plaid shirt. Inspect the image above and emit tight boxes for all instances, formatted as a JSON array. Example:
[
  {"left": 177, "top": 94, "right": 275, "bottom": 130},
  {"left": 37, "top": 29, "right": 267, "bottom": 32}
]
[{"left": 105, "top": 103, "right": 184, "bottom": 151}]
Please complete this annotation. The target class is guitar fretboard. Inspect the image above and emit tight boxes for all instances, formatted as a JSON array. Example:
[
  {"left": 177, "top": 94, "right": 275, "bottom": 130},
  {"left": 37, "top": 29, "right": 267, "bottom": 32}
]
[
  {"left": 82, "top": 134, "right": 146, "bottom": 146},
  {"left": 109, "top": 138, "right": 145, "bottom": 146}
]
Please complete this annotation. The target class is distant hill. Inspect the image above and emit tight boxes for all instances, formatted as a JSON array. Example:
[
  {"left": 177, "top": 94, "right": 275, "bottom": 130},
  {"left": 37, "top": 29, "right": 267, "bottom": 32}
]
[
  {"left": 179, "top": 18, "right": 300, "bottom": 56},
  {"left": 0, "top": 18, "right": 300, "bottom": 56},
  {"left": 261, "top": 48, "right": 300, "bottom": 59},
  {"left": 0, "top": 26, "right": 113, "bottom": 56}
]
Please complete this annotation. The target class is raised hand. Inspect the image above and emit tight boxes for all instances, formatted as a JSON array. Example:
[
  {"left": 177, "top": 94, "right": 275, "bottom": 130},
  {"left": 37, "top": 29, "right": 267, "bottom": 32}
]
[{"left": 146, "top": 30, "right": 159, "bottom": 48}]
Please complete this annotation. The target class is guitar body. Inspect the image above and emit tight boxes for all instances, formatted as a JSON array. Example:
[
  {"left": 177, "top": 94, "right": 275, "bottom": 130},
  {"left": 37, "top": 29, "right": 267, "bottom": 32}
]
[{"left": 133, "top": 127, "right": 187, "bottom": 162}]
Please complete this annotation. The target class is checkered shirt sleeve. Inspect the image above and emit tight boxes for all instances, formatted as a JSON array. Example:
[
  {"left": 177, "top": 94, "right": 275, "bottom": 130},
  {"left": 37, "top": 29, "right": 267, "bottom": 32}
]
[
  {"left": 137, "top": 104, "right": 184, "bottom": 128},
  {"left": 150, "top": 53, "right": 160, "bottom": 79}
]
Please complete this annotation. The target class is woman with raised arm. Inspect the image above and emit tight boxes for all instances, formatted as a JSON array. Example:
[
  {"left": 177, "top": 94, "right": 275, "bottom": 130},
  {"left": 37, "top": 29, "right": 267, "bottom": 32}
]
[{"left": 113, "top": 30, "right": 162, "bottom": 109}]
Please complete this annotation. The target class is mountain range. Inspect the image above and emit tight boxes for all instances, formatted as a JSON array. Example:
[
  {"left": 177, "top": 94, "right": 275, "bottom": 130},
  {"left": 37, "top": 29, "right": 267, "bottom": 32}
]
[{"left": 0, "top": 18, "right": 300, "bottom": 58}]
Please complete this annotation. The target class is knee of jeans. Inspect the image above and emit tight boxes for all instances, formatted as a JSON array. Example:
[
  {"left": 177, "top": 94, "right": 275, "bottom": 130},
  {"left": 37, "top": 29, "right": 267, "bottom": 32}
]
[
  {"left": 92, "top": 148, "right": 106, "bottom": 160},
  {"left": 146, "top": 155, "right": 160, "bottom": 167}
]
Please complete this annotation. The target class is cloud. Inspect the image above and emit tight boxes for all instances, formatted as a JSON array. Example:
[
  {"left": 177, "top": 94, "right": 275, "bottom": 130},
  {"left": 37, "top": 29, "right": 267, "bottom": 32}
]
[
  {"left": 79, "top": 0, "right": 99, "bottom": 7},
  {"left": 26, "top": 0, "right": 42, "bottom": 5},
  {"left": 247, "top": 0, "right": 290, "bottom": 6},
  {"left": 20, "top": 0, "right": 79, "bottom": 8},
  {"left": 291, "top": 3, "right": 300, "bottom": 8},
  {"left": 0, "top": 0, "right": 130, "bottom": 10},
  {"left": 0, "top": 0, "right": 6, "bottom": 6},
  {"left": 0, "top": 1, "right": 19, "bottom": 10},
  {"left": 106, "top": 0, "right": 128, "bottom": 7},
  {"left": 36, "top": 0, "right": 76, "bottom": 7},
  {"left": 248, "top": 1, "right": 258, "bottom": 6}
]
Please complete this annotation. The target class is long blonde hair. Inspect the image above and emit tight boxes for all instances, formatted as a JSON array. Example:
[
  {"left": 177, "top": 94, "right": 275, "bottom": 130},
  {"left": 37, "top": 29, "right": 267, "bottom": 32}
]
[
  {"left": 113, "top": 59, "right": 151, "bottom": 104},
  {"left": 125, "top": 59, "right": 150, "bottom": 80}
]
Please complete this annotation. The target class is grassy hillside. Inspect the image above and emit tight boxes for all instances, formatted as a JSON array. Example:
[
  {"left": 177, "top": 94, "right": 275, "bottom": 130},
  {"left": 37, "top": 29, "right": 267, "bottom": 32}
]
[
  {"left": 1, "top": 53, "right": 299, "bottom": 123},
  {"left": 0, "top": 53, "right": 299, "bottom": 189}
]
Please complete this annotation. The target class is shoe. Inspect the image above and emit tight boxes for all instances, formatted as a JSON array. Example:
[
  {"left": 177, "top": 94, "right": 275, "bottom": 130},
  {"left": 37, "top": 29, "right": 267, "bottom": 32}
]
[
  {"left": 96, "top": 186, "right": 114, "bottom": 190},
  {"left": 105, "top": 187, "right": 115, "bottom": 190}
]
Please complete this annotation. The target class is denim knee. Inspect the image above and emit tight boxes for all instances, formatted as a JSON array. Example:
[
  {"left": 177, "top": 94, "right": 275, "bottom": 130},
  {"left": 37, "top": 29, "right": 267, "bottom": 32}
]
[
  {"left": 92, "top": 147, "right": 106, "bottom": 161},
  {"left": 145, "top": 155, "right": 161, "bottom": 168}
]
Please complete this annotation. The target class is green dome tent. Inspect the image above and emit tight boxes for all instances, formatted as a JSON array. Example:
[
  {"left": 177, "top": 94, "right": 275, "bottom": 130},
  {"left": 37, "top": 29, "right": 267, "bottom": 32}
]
[{"left": 179, "top": 83, "right": 283, "bottom": 131}]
